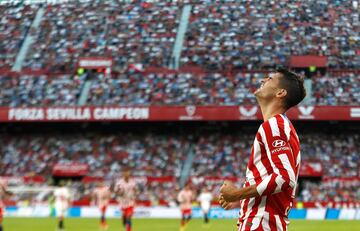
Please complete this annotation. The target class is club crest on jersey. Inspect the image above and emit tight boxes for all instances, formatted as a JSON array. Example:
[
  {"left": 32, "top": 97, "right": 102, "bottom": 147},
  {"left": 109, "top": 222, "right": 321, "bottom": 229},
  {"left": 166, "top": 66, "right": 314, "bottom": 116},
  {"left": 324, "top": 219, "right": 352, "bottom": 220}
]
[{"left": 272, "top": 139, "right": 286, "bottom": 148}]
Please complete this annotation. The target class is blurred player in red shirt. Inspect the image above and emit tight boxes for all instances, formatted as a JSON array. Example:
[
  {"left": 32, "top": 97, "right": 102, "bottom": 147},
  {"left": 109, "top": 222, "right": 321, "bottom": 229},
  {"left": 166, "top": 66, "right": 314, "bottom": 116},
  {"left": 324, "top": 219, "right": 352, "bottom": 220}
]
[
  {"left": 115, "top": 171, "right": 137, "bottom": 231},
  {"left": 92, "top": 182, "right": 111, "bottom": 230},
  {"left": 219, "top": 69, "right": 306, "bottom": 231},
  {"left": 177, "top": 184, "right": 193, "bottom": 231},
  {"left": 0, "top": 179, "right": 12, "bottom": 231}
]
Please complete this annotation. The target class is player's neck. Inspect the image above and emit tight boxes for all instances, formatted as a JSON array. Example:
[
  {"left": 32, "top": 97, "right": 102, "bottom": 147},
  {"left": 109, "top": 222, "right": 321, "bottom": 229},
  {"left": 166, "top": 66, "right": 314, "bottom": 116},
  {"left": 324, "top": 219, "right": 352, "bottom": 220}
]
[{"left": 258, "top": 100, "right": 286, "bottom": 121}]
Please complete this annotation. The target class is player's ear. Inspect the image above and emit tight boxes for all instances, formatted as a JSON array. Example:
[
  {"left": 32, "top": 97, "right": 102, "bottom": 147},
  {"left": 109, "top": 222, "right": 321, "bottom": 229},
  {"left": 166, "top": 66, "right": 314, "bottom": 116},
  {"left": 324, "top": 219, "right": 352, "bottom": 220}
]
[{"left": 276, "top": 88, "right": 287, "bottom": 99}]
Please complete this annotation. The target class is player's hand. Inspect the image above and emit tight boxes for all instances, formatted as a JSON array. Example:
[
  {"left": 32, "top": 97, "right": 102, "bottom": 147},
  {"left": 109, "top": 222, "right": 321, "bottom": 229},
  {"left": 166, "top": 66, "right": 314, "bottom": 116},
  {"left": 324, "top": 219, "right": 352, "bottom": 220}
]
[
  {"left": 219, "top": 180, "right": 240, "bottom": 202},
  {"left": 218, "top": 195, "right": 236, "bottom": 210}
]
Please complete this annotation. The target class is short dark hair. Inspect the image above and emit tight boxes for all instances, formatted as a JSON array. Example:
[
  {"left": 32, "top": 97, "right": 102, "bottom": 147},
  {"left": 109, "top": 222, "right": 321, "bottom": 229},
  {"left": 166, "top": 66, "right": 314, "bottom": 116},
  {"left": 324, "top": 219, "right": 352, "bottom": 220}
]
[{"left": 276, "top": 68, "right": 306, "bottom": 110}]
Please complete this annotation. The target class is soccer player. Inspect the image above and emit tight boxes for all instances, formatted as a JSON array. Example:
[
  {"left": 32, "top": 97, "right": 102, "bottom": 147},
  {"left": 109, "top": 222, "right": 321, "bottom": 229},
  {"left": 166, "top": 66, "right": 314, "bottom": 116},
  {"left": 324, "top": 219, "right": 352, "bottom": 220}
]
[
  {"left": 115, "top": 171, "right": 137, "bottom": 231},
  {"left": 198, "top": 188, "right": 213, "bottom": 225},
  {"left": 0, "top": 179, "right": 12, "bottom": 231},
  {"left": 54, "top": 182, "right": 71, "bottom": 231},
  {"left": 92, "top": 181, "right": 111, "bottom": 230},
  {"left": 177, "top": 184, "right": 193, "bottom": 231},
  {"left": 219, "top": 68, "right": 306, "bottom": 231}
]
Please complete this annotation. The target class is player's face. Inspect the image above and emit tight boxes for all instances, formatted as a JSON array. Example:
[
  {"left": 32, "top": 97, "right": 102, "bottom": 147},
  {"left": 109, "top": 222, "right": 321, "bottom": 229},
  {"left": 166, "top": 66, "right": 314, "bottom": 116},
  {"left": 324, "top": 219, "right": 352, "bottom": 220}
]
[
  {"left": 124, "top": 171, "right": 130, "bottom": 180},
  {"left": 97, "top": 181, "right": 104, "bottom": 187},
  {"left": 254, "top": 72, "right": 283, "bottom": 100}
]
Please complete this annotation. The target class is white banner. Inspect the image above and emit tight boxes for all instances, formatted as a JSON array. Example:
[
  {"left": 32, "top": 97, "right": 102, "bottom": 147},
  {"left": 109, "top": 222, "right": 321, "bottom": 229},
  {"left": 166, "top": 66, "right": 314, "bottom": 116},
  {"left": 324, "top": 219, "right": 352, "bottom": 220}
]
[
  {"left": 306, "top": 208, "right": 326, "bottom": 220},
  {"left": 339, "top": 209, "right": 357, "bottom": 220},
  {"left": 4, "top": 207, "right": 360, "bottom": 220}
]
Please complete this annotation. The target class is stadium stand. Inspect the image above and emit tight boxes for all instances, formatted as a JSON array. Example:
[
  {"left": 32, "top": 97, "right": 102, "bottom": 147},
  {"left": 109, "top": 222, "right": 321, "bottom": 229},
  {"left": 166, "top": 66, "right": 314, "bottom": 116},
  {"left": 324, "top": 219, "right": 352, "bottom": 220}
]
[
  {"left": 1, "top": 71, "right": 359, "bottom": 106},
  {"left": 1, "top": 1, "right": 357, "bottom": 71},
  {"left": 181, "top": 0, "right": 360, "bottom": 70},
  {"left": 23, "top": 1, "right": 181, "bottom": 71},
  {"left": 0, "top": 4, "right": 37, "bottom": 69},
  {"left": 86, "top": 72, "right": 259, "bottom": 106},
  {"left": 0, "top": 133, "right": 184, "bottom": 177},
  {"left": 0, "top": 0, "right": 358, "bottom": 212},
  {"left": 0, "top": 74, "right": 83, "bottom": 106},
  {"left": 0, "top": 125, "right": 358, "bottom": 205},
  {"left": 300, "top": 180, "right": 360, "bottom": 204},
  {"left": 311, "top": 72, "right": 360, "bottom": 105}
]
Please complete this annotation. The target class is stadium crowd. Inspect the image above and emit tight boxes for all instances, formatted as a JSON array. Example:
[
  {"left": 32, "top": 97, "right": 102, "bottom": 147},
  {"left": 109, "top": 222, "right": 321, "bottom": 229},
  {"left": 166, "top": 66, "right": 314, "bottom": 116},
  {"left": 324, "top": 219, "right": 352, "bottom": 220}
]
[
  {"left": 311, "top": 72, "right": 360, "bottom": 105},
  {"left": 1, "top": 1, "right": 359, "bottom": 71},
  {"left": 301, "top": 132, "right": 359, "bottom": 177},
  {"left": 0, "top": 129, "right": 358, "bottom": 204},
  {"left": 24, "top": 1, "right": 181, "bottom": 71},
  {"left": 1, "top": 71, "right": 358, "bottom": 106},
  {"left": 0, "top": 133, "right": 184, "bottom": 177},
  {"left": 0, "top": 0, "right": 359, "bottom": 210},
  {"left": 182, "top": 0, "right": 360, "bottom": 70},
  {"left": 300, "top": 180, "right": 360, "bottom": 204},
  {"left": 0, "top": 4, "right": 37, "bottom": 69},
  {"left": 86, "top": 72, "right": 259, "bottom": 106},
  {"left": 0, "top": 74, "right": 83, "bottom": 106}
]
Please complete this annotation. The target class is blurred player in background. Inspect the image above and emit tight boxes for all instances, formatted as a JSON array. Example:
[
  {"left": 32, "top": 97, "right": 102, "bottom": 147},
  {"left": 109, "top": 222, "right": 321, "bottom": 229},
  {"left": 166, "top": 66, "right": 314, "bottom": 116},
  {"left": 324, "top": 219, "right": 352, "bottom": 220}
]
[
  {"left": 198, "top": 188, "right": 213, "bottom": 225},
  {"left": 54, "top": 182, "right": 71, "bottom": 231},
  {"left": 115, "top": 171, "right": 137, "bottom": 231},
  {"left": 177, "top": 184, "right": 193, "bottom": 231},
  {"left": 0, "top": 179, "right": 12, "bottom": 231},
  {"left": 92, "top": 181, "right": 111, "bottom": 230},
  {"left": 219, "top": 69, "right": 306, "bottom": 231}
]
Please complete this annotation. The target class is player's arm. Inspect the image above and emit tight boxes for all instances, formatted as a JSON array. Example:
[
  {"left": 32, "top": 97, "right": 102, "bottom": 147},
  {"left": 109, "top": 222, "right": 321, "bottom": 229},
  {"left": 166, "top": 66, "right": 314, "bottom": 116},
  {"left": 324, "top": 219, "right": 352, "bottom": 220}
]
[
  {"left": 219, "top": 181, "right": 259, "bottom": 203},
  {"left": 218, "top": 196, "right": 240, "bottom": 210},
  {"left": 4, "top": 189, "right": 14, "bottom": 197},
  {"left": 1, "top": 184, "right": 13, "bottom": 197},
  {"left": 220, "top": 125, "right": 296, "bottom": 202}
]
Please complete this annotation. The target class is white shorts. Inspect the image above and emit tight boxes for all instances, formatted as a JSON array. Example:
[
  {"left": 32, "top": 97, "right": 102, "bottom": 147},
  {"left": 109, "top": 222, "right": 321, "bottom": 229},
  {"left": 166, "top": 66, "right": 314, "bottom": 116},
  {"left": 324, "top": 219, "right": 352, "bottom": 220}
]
[
  {"left": 201, "top": 205, "right": 210, "bottom": 213},
  {"left": 55, "top": 203, "right": 68, "bottom": 217}
]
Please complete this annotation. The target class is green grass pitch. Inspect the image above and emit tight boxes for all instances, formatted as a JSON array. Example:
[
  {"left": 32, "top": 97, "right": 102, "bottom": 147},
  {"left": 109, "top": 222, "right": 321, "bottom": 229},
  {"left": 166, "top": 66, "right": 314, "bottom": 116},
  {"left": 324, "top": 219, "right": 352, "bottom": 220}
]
[{"left": 3, "top": 218, "right": 360, "bottom": 231}]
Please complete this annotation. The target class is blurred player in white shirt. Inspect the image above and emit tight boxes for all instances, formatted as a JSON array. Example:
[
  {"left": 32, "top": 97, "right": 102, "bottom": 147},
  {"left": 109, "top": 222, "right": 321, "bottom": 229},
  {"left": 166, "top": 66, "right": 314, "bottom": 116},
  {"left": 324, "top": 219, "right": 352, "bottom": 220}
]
[
  {"left": 0, "top": 179, "right": 12, "bottom": 231},
  {"left": 115, "top": 171, "right": 137, "bottom": 231},
  {"left": 177, "top": 184, "right": 193, "bottom": 231},
  {"left": 198, "top": 188, "right": 213, "bottom": 224},
  {"left": 54, "top": 183, "right": 71, "bottom": 231},
  {"left": 92, "top": 182, "right": 111, "bottom": 230}
]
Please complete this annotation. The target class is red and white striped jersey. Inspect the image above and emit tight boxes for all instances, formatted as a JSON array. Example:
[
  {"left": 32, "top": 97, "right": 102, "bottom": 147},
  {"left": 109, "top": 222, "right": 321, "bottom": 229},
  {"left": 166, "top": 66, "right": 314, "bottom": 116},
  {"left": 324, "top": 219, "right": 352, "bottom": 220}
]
[
  {"left": 238, "top": 114, "right": 301, "bottom": 231},
  {"left": 177, "top": 189, "right": 193, "bottom": 210},
  {"left": 115, "top": 178, "right": 137, "bottom": 209},
  {"left": 93, "top": 186, "right": 111, "bottom": 208}
]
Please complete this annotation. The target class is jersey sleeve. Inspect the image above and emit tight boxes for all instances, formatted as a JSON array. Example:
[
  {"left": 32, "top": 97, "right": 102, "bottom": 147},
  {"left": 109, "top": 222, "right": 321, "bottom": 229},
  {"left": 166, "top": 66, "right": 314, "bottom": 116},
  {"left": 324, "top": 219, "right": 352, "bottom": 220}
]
[{"left": 255, "top": 119, "right": 296, "bottom": 196}]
